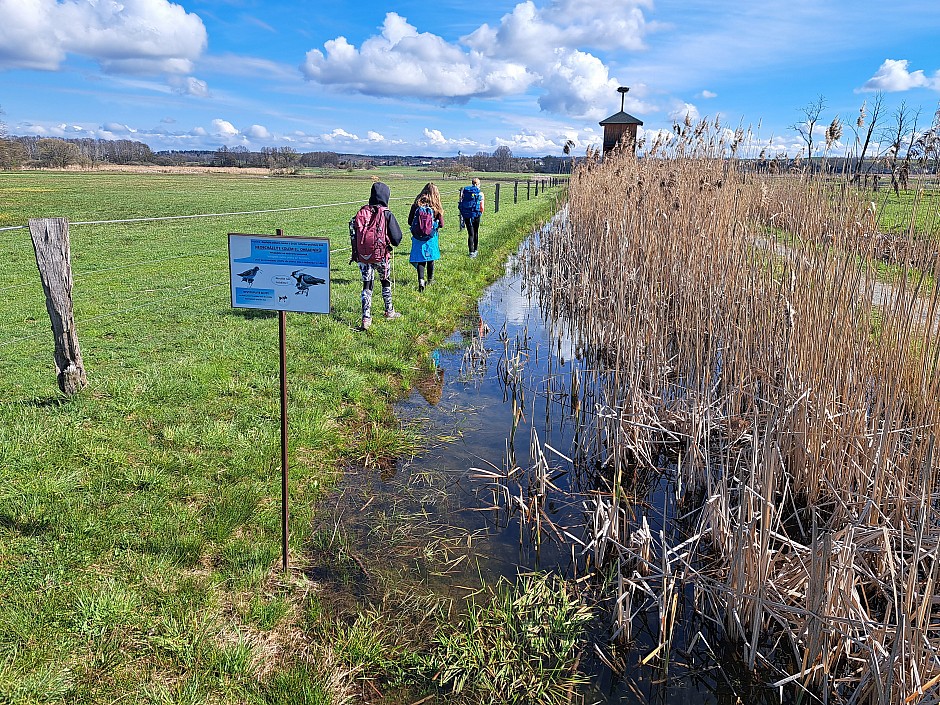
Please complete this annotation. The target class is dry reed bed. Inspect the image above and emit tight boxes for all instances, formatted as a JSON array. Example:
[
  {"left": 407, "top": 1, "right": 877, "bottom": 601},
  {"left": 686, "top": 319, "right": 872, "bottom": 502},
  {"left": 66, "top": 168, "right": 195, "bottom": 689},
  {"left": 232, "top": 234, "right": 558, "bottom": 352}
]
[{"left": 526, "top": 124, "right": 940, "bottom": 703}]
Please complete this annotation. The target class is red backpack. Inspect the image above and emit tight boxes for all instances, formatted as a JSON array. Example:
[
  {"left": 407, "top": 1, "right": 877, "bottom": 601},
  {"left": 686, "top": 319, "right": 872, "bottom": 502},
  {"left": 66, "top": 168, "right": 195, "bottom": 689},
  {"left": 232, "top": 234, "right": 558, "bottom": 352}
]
[
  {"left": 411, "top": 205, "right": 435, "bottom": 240},
  {"left": 351, "top": 205, "right": 389, "bottom": 264}
]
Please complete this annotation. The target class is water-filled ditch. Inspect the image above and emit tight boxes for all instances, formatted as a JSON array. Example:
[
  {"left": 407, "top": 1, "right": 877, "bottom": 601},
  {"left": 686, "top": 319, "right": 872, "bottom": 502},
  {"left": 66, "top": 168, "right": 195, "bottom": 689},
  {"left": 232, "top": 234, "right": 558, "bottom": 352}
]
[{"left": 318, "top": 231, "right": 779, "bottom": 704}]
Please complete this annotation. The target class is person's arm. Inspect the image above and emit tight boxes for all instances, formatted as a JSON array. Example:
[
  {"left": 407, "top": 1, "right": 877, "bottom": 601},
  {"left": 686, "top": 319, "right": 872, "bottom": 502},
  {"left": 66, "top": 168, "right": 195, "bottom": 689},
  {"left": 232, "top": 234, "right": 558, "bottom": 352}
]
[
  {"left": 385, "top": 211, "right": 403, "bottom": 247},
  {"left": 437, "top": 208, "right": 445, "bottom": 229},
  {"left": 407, "top": 201, "right": 418, "bottom": 226},
  {"left": 348, "top": 217, "right": 358, "bottom": 263},
  {"left": 480, "top": 191, "right": 485, "bottom": 215}
]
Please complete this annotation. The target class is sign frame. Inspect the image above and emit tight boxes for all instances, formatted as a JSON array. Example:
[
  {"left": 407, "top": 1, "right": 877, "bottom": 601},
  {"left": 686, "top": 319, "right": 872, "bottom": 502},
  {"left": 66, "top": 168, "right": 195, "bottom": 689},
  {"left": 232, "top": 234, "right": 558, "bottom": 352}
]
[{"left": 228, "top": 232, "right": 331, "bottom": 314}]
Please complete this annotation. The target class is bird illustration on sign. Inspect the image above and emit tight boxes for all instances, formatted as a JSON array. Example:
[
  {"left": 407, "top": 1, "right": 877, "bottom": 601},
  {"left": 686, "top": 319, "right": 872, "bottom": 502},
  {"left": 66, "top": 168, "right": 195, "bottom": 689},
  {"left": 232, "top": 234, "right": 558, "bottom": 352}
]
[
  {"left": 290, "top": 270, "right": 326, "bottom": 296},
  {"left": 236, "top": 266, "right": 261, "bottom": 287}
]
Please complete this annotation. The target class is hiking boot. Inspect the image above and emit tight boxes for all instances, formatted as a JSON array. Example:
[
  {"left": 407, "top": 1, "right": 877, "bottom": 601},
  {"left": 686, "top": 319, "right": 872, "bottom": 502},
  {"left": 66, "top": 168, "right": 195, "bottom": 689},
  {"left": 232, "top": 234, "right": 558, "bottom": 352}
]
[
  {"left": 384, "top": 310, "right": 402, "bottom": 320},
  {"left": 418, "top": 279, "right": 426, "bottom": 292},
  {"left": 469, "top": 251, "right": 478, "bottom": 258},
  {"left": 361, "top": 316, "right": 372, "bottom": 330}
]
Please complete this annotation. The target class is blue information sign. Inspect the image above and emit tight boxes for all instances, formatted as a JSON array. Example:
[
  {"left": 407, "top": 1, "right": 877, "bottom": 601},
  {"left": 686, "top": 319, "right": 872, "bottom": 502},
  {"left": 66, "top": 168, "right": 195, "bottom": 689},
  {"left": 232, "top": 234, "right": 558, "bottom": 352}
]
[{"left": 228, "top": 233, "right": 331, "bottom": 314}]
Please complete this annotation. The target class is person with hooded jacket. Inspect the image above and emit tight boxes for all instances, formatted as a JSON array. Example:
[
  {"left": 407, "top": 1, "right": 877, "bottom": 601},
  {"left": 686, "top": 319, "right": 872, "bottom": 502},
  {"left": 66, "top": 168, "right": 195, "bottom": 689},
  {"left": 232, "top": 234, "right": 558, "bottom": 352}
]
[{"left": 349, "top": 180, "right": 403, "bottom": 330}]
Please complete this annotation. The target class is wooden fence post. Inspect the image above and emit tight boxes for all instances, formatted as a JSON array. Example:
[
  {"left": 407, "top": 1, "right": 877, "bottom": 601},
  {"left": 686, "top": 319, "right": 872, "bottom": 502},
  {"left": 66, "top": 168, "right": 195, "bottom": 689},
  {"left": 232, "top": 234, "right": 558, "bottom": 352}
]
[
  {"left": 514, "top": 180, "right": 518, "bottom": 204},
  {"left": 494, "top": 183, "right": 500, "bottom": 213},
  {"left": 28, "top": 217, "right": 87, "bottom": 395},
  {"left": 527, "top": 180, "right": 531, "bottom": 200}
]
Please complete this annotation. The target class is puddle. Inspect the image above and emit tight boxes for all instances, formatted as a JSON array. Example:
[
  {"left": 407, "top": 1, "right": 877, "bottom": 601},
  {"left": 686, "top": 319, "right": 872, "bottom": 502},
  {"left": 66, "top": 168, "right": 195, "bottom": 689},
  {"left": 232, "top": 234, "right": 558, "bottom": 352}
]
[{"left": 321, "top": 230, "right": 780, "bottom": 704}]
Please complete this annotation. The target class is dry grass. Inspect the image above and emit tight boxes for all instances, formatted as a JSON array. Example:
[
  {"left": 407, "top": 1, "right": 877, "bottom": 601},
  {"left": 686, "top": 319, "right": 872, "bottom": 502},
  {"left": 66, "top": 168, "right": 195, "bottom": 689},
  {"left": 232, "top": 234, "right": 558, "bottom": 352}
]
[{"left": 523, "top": 122, "right": 940, "bottom": 703}]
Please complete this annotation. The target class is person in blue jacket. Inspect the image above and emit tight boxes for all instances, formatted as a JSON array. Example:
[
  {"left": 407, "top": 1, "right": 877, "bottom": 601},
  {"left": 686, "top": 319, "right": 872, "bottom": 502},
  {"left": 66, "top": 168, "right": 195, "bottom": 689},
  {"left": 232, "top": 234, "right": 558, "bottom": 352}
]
[
  {"left": 407, "top": 182, "right": 444, "bottom": 292},
  {"left": 458, "top": 177, "right": 484, "bottom": 257}
]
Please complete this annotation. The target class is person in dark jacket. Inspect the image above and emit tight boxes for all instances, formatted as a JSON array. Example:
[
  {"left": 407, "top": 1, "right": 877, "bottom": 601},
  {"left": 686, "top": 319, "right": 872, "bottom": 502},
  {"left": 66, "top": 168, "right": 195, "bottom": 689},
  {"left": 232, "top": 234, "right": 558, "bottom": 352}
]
[{"left": 349, "top": 180, "right": 403, "bottom": 330}]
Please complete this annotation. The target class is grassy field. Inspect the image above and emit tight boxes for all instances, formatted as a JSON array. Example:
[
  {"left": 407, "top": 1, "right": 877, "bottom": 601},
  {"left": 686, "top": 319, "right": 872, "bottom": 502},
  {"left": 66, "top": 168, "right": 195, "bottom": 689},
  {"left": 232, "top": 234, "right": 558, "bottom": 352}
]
[{"left": 0, "top": 169, "right": 562, "bottom": 703}]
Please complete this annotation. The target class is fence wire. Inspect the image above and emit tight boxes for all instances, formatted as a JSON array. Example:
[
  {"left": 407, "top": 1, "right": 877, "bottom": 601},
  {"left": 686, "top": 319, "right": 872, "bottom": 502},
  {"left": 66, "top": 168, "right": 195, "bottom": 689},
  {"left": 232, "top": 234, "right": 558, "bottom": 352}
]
[{"left": 0, "top": 181, "right": 558, "bottom": 352}]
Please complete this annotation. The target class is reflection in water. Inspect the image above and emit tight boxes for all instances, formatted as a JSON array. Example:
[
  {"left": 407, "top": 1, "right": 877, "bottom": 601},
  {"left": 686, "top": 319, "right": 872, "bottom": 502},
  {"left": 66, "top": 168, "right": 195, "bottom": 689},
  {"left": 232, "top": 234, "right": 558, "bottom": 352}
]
[{"left": 324, "top": 232, "right": 780, "bottom": 704}]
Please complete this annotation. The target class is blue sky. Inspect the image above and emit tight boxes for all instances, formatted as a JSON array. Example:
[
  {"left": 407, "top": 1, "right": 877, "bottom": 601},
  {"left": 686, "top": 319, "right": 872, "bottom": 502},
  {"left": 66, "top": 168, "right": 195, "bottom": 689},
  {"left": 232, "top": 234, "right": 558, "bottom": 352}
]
[{"left": 1, "top": 0, "right": 939, "bottom": 158}]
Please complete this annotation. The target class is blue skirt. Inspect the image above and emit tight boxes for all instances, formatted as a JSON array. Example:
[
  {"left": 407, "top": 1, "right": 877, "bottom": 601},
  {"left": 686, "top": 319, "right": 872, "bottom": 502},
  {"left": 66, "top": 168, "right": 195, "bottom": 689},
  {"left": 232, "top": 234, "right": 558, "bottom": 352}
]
[{"left": 409, "top": 233, "right": 441, "bottom": 263}]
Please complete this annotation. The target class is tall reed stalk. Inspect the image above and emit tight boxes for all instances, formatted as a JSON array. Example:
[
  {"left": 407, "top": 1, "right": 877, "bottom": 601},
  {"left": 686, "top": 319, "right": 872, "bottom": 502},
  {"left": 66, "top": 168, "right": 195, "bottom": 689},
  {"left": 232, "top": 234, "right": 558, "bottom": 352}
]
[{"left": 525, "top": 121, "right": 940, "bottom": 702}]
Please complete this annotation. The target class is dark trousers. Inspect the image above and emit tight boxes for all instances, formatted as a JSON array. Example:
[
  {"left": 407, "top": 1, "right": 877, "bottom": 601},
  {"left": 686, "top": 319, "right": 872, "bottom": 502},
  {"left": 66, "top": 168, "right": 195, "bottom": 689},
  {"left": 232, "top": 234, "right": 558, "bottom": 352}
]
[
  {"left": 466, "top": 217, "right": 481, "bottom": 254},
  {"left": 415, "top": 261, "right": 435, "bottom": 282}
]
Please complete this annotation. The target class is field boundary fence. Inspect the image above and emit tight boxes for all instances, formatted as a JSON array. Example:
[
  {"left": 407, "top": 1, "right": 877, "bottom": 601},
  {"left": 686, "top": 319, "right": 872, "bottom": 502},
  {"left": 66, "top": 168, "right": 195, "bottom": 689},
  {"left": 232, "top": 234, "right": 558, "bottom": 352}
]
[{"left": 2, "top": 178, "right": 566, "bottom": 392}]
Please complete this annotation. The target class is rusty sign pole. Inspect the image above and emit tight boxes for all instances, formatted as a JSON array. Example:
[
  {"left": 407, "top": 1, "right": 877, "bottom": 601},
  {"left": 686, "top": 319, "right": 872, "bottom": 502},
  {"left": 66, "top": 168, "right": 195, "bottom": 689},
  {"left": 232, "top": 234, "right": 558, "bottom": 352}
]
[
  {"left": 229, "top": 228, "right": 332, "bottom": 574},
  {"left": 276, "top": 228, "right": 290, "bottom": 572}
]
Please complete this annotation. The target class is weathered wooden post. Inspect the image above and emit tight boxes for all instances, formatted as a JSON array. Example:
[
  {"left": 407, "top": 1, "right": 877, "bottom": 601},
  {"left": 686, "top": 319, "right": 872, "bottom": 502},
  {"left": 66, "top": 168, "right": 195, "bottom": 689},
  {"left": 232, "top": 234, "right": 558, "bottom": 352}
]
[
  {"left": 514, "top": 180, "right": 518, "bottom": 204},
  {"left": 494, "top": 183, "right": 500, "bottom": 213},
  {"left": 28, "top": 217, "right": 87, "bottom": 395},
  {"left": 527, "top": 180, "right": 531, "bottom": 200},
  {"left": 535, "top": 180, "right": 540, "bottom": 197}
]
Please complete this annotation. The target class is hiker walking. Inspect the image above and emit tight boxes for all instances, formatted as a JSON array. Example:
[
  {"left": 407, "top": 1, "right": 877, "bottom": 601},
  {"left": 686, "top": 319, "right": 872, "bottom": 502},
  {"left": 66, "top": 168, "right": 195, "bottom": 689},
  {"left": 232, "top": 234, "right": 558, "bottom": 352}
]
[
  {"left": 458, "top": 177, "right": 484, "bottom": 258},
  {"left": 407, "top": 182, "right": 444, "bottom": 292},
  {"left": 349, "top": 181, "right": 403, "bottom": 330}
]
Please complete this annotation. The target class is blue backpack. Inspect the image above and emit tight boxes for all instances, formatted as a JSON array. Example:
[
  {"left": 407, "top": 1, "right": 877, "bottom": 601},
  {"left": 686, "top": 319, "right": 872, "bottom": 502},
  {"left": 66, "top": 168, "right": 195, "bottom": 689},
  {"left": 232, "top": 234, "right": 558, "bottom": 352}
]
[
  {"left": 458, "top": 185, "right": 482, "bottom": 219},
  {"left": 410, "top": 205, "right": 436, "bottom": 240}
]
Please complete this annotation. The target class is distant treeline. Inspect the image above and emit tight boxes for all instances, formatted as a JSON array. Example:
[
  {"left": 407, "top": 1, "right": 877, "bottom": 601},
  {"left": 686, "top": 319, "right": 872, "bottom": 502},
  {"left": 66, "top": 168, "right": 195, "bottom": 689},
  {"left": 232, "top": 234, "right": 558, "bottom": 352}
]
[{"left": 0, "top": 134, "right": 580, "bottom": 174}]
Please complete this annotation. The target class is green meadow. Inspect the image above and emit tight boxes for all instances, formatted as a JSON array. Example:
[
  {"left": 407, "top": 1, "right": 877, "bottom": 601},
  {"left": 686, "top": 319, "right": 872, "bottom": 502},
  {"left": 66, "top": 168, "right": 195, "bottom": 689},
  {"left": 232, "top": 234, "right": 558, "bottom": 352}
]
[{"left": 0, "top": 169, "right": 562, "bottom": 703}]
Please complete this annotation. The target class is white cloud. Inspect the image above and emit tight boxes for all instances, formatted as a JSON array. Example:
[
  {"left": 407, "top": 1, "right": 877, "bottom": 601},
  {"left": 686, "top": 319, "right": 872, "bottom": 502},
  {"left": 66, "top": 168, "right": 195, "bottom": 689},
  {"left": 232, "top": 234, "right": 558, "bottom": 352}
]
[
  {"left": 494, "top": 130, "right": 560, "bottom": 153},
  {"left": 367, "top": 131, "right": 385, "bottom": 141},
  {"left": 211, "top": 119, "right": 239, "bottom": 138},
  {"left": 0, "top": 0, "right": 208, "bottom": 74},
  {"left": 668, "top": 102, "right": 700, "bottom": 123},
  {"left": 321, "top": 128, "right": 360, "bottom": 143},
  {"left": 170, "top": 76, "right": 209, "bottom": 97},
  {"left": 859, "top": 59, "right": 940, "bottom": 92},
  {"left": 301, "top": 3, "right": 658, "bottom": 118},
  {"left": 699, "top": 90, "right": 717, "bottom": 99},
  {"left": 302, "top": 13, "right": 531, "bottom": 100},
  {"left": 101, "top": 122, "right": 136, "bottom": 134},
  {"left": 463, "top": 0, "right": 655, "bottom": 61},
  {"left": 246, "top": 124, "right": 271, "bottom": 139},
  {"left": 423, "top": 128, "right": 447, "bottom": 145},
  {"left": 537, "top": 49, "right": 620, "bottom": 119}
]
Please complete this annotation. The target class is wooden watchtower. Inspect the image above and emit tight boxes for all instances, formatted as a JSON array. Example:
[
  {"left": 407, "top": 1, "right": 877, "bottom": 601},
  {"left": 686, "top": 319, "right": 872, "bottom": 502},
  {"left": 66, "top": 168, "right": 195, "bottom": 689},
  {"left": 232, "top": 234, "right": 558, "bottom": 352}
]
[{"left": 600, "top": 86, "right": 643, "bottom": 155}]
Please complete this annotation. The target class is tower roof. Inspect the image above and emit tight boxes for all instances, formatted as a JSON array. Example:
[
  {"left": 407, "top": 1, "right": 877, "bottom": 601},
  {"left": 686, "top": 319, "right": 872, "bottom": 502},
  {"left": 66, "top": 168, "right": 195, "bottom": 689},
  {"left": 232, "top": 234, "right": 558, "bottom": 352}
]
[{"left": 599, "top": 111, "right": 644, "bottom": 126}]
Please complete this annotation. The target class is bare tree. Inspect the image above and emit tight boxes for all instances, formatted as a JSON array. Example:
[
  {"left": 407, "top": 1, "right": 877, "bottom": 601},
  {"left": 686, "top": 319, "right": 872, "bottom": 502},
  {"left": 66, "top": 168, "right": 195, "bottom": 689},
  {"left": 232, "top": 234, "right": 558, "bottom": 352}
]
[
  {"left": 882, "top": 102, "right": 919, "bottom": 195},
  {"left": 912, "top": 101, "right": 940, "bottom": 182},
  {"left": 37, "top": 138, "right": 81, "bottom": 168},
  {"left": 850, "top": 92, "right": 885, "bottom": 185},
  {"left": 493, "top": 145, "right": 514, "bottom": 171},
  {"left": 790, "top": 94, "right": 827, "bottom": 170}
]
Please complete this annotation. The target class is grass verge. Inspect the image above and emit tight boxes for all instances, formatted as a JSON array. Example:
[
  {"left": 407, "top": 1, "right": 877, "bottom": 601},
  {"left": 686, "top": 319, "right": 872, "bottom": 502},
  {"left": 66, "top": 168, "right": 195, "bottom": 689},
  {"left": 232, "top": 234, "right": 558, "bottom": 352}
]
[{"left": 0, "top": 169, "right": 561, "bottom": 703}]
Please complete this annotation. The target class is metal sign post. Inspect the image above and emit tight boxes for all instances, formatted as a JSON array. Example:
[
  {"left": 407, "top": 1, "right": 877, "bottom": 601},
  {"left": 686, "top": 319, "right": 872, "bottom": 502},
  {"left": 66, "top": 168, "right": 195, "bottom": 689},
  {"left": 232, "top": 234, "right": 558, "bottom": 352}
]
[{"left": 228, "top": 229, "right": 331, "bottom": 572}]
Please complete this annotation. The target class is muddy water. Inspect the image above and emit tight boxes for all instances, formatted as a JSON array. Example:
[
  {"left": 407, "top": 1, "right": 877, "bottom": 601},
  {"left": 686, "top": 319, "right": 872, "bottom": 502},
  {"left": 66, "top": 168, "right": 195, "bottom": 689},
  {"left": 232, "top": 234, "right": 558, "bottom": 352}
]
[{"left": 323, "top": 244, "right": 774, "bottom": 704}]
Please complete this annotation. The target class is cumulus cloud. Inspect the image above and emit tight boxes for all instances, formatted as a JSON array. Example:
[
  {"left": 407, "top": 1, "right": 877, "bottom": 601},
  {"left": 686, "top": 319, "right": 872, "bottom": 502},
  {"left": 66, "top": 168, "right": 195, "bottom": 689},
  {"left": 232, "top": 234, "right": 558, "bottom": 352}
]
[
  {"left": 537, "top": 49, "right": 619, "bottom": 119},
  {"left": 302, "top": 13, "right": 530, "bottom": 100},
  {"left": 301, "top": 2, "right": 658, "bottom": 118},
  {"left": 0, "top": 0, "right": 208, "bottom": 74},
  {"left": 464, "top": 0, "right": 654, "bottom": 62},
  {"left": 101, "top": 122, "right": 135, "bottom": 134},
  {"left": 367, "top": 131, "right": 385, "bottom": 141},
  {"left": 246, "top": 124, "right": 270, "bottom": 139},
  {"left": 668, "top": 102, "right": 700, "bottom": 123},
  {"left": 494, "top": 130, "right": 560, "bottom": 153},
  {"left": 859, "top": 59, "right": 940, "bottom": 92},
  {"left": 170, "top": 76, "right": 209, "bottom": 97},
  {"left": 211, "top": 119, "right": 239, "bottom": 138},
  {"left": 421, "top": 128, "right": 479, "bottom": 149},
  {"left": 699, "top": 90, "right": 717, "bottom": 99}
]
